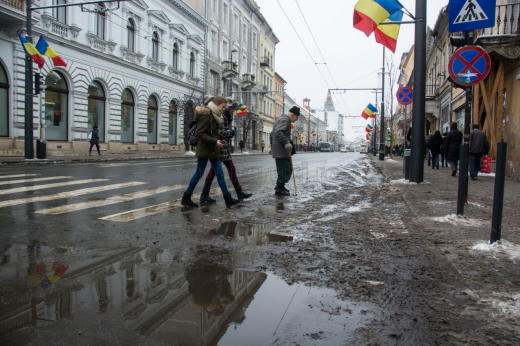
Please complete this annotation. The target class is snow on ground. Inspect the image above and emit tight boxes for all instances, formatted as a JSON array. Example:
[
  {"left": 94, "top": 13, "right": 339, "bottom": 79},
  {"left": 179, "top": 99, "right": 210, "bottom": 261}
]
[
  {"left": 385, "top": 159, "right": 400, "bottom": 163},
  {"left": 471, "top": 239, "right": 520, "bottom": 259},
  {"left": 388, "top": 178, "right": 431, "bottom": 185},
  {"left": 184, "top": 151, "right": 196, "bottom": 156},
  {"left": 430, "top": 214, "right": 487, "bottom": 227}
]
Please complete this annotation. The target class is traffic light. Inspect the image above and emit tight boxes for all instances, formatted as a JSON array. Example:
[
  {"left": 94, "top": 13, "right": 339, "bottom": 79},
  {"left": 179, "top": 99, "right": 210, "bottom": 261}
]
[{"left": 34, "top": 72, "right": 44, "bottom": 95}]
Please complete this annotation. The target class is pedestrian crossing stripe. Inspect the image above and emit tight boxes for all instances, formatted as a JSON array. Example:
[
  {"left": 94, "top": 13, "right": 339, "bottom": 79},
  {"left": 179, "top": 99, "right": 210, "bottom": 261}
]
[
  {"left": 35, "top": 184, "right": 186, "bottom": 215},
  {"left": 0, "top": 178, "right": 109, "bottom": 195},
  {"left": 98, "top": 161, "right": 172, "bottom": 168},
  {"left": 454, "top": 0, "right": 488, "bottom": 24},
  {"left": 0, "top": 181, "right": 146, "bottom": 208},
  {"left": 0, "top": 176, "right": 73, "bottom": 186},
  {"left": 0, "top": 174, "right": 39, "bottom": 179}
]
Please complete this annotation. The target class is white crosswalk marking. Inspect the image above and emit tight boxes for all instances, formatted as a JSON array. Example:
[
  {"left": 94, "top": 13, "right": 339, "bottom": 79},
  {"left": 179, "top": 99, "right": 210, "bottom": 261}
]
[
  {"left": 35, "top": 184, "right": 186, "bottom": 215},
  {"left": 98, "top": 161, "right": 172, "bottom": 168},
  {"left": 0, "top": 182, "right": 146, "bottom": 208},
  {"left": 0, "top": 174, "right": 39, "bottom": 179},
  {"left": 0, "top": 179, "right": 109, "bottom": 195},
  {"left": 0, "top": 176, "right": 73, "bottom": 186}
]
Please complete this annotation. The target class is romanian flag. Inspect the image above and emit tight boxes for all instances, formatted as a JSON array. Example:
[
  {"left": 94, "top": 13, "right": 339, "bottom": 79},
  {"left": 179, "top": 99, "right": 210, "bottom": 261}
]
[
  {"left": 353, "top": 0, "right": 403, "bottom": 37},
  {"left": 236, "top": 104, "right": 247, "bottom": 116},
  {"left": 36, "top": 36, "right": 67, "bottom": 67},
  {"left": 18, "top": 35, "right": 45, "bottom": 69},
  {"left": 374, "top": 10, "right": 403, "bottom": 53},
  {"left": 366, "top": 133, "right": 371, "bottom": 140},
  {"left": 366, "top": 124, "right": 373, "bottom": 132},
  {"left": 362, "top": 103, "right": 377, "bottom": 120},
  {"left": 291, "top": 124, "right": 295, "bottom": 129},
  {"left": 311, "top": 130, "right": 316, "bottom": 137}
]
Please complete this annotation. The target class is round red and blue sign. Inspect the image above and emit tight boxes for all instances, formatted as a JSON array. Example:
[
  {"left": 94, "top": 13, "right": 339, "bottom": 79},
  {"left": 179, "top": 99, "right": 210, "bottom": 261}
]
[
  {"left": 448, "top": 46, "right": 491, "bottom": 87},
  {"left": 397, "top": 86, "right": 413, "bottom": 105}
]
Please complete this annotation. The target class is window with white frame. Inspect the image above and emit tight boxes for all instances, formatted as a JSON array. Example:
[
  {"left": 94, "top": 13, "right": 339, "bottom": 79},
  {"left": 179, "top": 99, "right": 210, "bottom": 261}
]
[
  {"left": 253, "top": 32, "right": 257, "bottom": 50},
  {"left": 252, "top": 61, "right": 257, "bottom": 76},
  {"left": 190, "top": 52, "right": 196, "bottom": 76},
  {"left": 95, "top": 4, "right": 106, "bottom": 39},
  {"left": 53, "top": 0, "right": 67, "bottom": 24},
  {"left": 152, "top": 32, "right": 159, "bottom": 61},
  {"left": 212, "top": 0, "right": 217, "bottom": 12},
  {"left": 242, "top": 55, "right": 247, "bottom": 75},
  {"left": 127, "top": 19, "right": 135, "bottom": 52},
  {"left": 211, "top": 30, "right": 217, "bottom": 54},
  {"left": 222, "top": 40, "right": 228, "bottom": 60},
  {"left": 223, "top": 3, "right": 228, "bottom": 25},
  {"left": 209, "top": 71, "right": 218, "bottom": 96},
  {"left": 234, "top": 14, "right": 238, "bottom": 33},
  {"left": 172, "top": 42, "right": 179, "bottom": 69},
  {"left": 243, "top": 24, "right": 247, "bottom": 42}
]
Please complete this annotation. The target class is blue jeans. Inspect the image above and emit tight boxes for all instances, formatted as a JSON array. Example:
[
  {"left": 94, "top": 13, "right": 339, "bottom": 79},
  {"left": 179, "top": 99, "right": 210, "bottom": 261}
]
[
  {"left": 432, "top": 154, "right": 439, "bottom": 168},
  {"left": 186, "top": 158, "right": 229, "bottom": 195},
  {"left": 469, "top": 153, "right": 482, "bottom": 178}
]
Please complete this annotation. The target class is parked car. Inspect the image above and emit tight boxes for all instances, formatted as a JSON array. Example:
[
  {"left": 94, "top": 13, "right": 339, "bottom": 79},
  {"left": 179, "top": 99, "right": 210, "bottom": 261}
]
[{"left": 340, "top": 147, "right": 348, "bottom": 153}]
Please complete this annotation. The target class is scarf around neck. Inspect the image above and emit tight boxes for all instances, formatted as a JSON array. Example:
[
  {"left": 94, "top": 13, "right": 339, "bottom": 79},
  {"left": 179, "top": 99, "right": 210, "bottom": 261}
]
[{"left": 207, "top": 102, "right": 223, "bottom": 125}]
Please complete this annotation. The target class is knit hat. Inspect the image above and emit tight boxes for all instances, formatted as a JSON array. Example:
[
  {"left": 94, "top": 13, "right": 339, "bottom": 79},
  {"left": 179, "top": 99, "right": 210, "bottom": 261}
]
[{"left": 289, "top": 106, "right": 301, "bottom": 116}]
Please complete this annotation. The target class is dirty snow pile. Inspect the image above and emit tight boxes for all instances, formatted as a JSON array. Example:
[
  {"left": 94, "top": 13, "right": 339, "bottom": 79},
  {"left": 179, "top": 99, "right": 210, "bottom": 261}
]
[
  {"left": 471, "top": 240, "right": 520, "bottom": 259},
  {"left": 431, "top": 214, "right": 487, "bottom": 227},
  {"left": 389, "top": 179, "right": 417, "bottom": 185},
  {"left": 385, "top": 159, "right": 400, "bottom": 163},
  {"left": 184, "top": 151, "right": 196, "bottom": 156}
]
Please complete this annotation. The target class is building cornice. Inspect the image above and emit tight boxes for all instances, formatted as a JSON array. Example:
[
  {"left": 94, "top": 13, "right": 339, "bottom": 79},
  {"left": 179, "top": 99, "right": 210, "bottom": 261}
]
[{"left": 161, "top": 0, "right": 209, "bottom": 29}]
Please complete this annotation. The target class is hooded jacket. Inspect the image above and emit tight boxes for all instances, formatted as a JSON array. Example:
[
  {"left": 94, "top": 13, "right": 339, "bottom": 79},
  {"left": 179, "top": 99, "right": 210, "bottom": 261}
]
[{"left": 194, "top": 106, "right": 220, "bottom": 160}]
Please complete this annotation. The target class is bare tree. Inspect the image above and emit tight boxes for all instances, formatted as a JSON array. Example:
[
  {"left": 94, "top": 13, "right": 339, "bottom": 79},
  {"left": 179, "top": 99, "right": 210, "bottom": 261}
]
[{"left": 385, "top": 52, "right": 399, "bottom": 156}]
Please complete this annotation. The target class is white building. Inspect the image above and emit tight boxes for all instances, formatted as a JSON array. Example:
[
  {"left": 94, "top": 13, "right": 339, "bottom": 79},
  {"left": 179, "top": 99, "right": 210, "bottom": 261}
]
[{"left": 0, "top": 0, "right": 208, "bottom": 155}]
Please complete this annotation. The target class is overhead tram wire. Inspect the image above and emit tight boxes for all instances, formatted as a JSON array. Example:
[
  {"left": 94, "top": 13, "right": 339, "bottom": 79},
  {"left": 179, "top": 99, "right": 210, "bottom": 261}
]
[{"left": 293, "top": 0, "right": 350, "bottom": 116}]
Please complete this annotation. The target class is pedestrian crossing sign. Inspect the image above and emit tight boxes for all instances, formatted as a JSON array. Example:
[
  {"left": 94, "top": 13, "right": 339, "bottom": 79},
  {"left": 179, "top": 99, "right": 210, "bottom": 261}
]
[{"left": 449, "top": 0, "right": 496, "bottom": 33}]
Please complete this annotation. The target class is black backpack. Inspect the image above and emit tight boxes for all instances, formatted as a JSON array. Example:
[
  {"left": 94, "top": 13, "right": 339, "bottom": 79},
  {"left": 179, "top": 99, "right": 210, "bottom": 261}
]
[{"left": 186, "top": 109, "right": 213, "bottom": 147}]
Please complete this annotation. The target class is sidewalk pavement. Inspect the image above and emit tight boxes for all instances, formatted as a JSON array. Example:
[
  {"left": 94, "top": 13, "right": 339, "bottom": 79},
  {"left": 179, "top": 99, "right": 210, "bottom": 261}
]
[{"left": 0, "top": 149, "right": 271, "bottom": 165}]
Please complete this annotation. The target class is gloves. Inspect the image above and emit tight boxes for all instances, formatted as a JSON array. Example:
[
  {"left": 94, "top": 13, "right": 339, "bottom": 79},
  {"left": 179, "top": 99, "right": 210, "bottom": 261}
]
[
  {"left": 230, "top": 101, "right": 239, "bottom": 110},
  {"left": 284, "top": 142, "right": 293, "bottom": 151}
]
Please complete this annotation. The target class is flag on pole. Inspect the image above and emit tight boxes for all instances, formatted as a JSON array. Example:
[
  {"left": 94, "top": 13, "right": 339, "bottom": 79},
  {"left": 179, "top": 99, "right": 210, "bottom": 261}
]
[
  {"left": 35, "top": 36, "right": 67, "bottom": 67},
  {"left": 18, "top": 35, "right": 45, "bottom": 69},
  {"left": 236, "top": 104, "right": 247, "bottom": 116},
  {"left": 353, "top": 0, "right": 403, "bottom": 37},
  {"left": 366, "top": 124, "right": 373, "bottom": 132},
  {"left": 366, "top": 133, "right": 371, "bottom": 140},
  {"left": 311, "top": 130, "right": 316, "bottom": 137},
  {"left": 374, "top": 10, "right": 403, "bottom": 53},
  {"left": 362, "top": 103, "right": 378, "bottom": 119}
]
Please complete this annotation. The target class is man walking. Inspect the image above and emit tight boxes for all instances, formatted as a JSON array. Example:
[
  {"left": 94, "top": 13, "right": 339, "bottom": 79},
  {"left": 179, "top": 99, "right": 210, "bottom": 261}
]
[
  {"left": 270, "top": 106, "right": 300, "bottom": 196},
  {"left": 469, "top": 124, "right": 490, "bottom": 180}
]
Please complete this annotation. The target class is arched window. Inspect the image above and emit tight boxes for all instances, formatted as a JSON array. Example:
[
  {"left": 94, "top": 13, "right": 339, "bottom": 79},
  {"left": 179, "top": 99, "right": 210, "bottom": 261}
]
[
  {"left": 127, "top": 18, "right": 135, "bottom": 52},
  {"left": 147, "top": 96, "right": 158, "bottom": 144},
  {"left": 121, "top": 89, "right": 134, "bottom": 143},
  {"left": 168, "top": 100, "right": 177, "bottom": 145},
  {"left": 152, "top": 32, "right": 159, "bottom": 61},
  {"left": 189, "top": 52, "right": 195, "bottom": 76},
  {"left": 95, "top": 4, "right": 105, "bottom": 39},
  {"left": 172, "top": 42, "right": 179, "bottom": 70},
  {"left": 88, "top": 81, "right": 106, "bottom": 142},
  {"left": 44, "top": 71, "right": 68, "bottom": 140},
  {"left": 0, "top": 64, "right": 9, "bottom": 137}
]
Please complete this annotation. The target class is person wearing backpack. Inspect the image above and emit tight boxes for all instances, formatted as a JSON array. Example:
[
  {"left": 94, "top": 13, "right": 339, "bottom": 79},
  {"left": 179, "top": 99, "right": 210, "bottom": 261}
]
[
  {"left": 200, "top": 100, "right": 253, "bottom": 203},
  {"left": 181, "top": 96, "right": 239, "bottom": 208},
  {"left": 88, "top": 126, "right": 102, "bottom": 156}
]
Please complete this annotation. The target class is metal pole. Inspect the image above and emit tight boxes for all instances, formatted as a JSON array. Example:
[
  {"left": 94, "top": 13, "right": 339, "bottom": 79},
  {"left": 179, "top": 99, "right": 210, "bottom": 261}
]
[
  {"left": 457, "top": 143, "right": 468, "bottom": 215},
  {"left": 24, "top": 0, "right": 34, "bottom": 159},
  {"left": 373, "top": 90, "right": 378, "bottom": 155},
  {"left": 379, "top": 47, "right": 385, "bottom": 161},
  {"left": 410, "top": 0, "right": 427, "bottom": 183},
  {"left": 490, "top": 142, "right": 507, "bottom": 243},
  {"left": 463, "top": 32, "right": 474, "bottom": 202}
]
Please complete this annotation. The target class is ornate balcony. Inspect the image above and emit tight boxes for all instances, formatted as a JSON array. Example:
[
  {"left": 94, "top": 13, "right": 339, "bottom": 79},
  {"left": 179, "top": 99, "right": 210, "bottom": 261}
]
[
  {"left": 242, "top": 73, "right": 256, "bottom": 88},
  {"left": 222, "top": 60, "right": 239, "bottom": 76},
  {"left": 41, "top": 13, "right": 82, "bottom": 39},
  {"left": 0, "top": 0, "right": 26, "bottom": 13},
  {"left": 120, "top": 46, "right": 144, "bottom": 64},
  {"left": 86, "top": 33, "right": 117, "bottom": 53},
  {"left": 260, "top": 56, "right": 269, "bottom": 68}
]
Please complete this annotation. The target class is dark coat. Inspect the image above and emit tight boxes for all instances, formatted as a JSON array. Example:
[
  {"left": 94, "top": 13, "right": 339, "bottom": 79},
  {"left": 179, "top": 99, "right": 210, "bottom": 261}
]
[
  {"left": 445, "top": 128, "right": 463, "bottom": 162},
  {"left": 239, "top": 140, "right": 244, "bottom": 149},
  {"left": 270, "top": 114, "right": 291, "bottom": 159},
  {"left": 194, "top": 106, "right": 220, "bottom": 160},
  {"left": 469, "top": 129, "right": 489, "bottom": 155},
  {"left": 217, "top": 108, "right": 235, "bottom": 161},
  {"left": 428, "top": 131, "right": 443, "bottom": 155},
  {"left": 90, "top": 128, "right": 100, "bottom": 145}
]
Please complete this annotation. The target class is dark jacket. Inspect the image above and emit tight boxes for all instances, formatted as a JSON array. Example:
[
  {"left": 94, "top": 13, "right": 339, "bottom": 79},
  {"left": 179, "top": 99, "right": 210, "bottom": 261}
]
[
  {"left": 194, "top": 106, "right": 220, "bottom": 160},
  {"left": 441, "top": 134, "right": 447, "bottom": 154},
  {"left": 270, "top": 114, "right": 291, "bottom": 159},
  {"left": 90, "top": 128, "right": 100, "bottom": 145},
  {"left": 445, "top": 128, "right": 463, "bottom": 162},
  {"left": 239, "top": 140, "right": 244, "bottom": 149},
  {"left": 217, "top": 108, "right": 235, "bottom": 161},
  {"left": 428, "top": 131, "right": 443, "bottom": 155},
  {"left": 469, "top": 129, "right": 489, "bottom": 155}
]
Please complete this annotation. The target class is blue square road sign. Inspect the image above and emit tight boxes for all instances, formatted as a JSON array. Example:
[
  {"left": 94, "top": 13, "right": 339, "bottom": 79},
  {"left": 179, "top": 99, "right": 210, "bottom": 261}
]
[{"left": 449, "top": 0, "right": 496, "bottom": 33}]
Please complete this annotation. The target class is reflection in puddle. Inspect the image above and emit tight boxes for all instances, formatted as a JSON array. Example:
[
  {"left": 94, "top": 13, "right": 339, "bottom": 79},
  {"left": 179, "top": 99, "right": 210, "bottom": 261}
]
[{"left": 216, "top": 221, "right": 293, "bottom": 243}]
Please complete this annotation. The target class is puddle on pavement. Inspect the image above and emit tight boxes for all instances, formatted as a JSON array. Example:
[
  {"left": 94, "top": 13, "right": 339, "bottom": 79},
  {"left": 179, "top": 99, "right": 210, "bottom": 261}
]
[
  {"left": 0, "top": 244, "right": 373, "bottom": 345},
  {"left": 214, "top": 221, "right": 294, "bottom": 243}
]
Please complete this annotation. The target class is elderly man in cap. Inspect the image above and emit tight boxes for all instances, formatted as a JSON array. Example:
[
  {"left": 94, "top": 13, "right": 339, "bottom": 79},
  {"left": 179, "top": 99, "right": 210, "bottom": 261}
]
[{"left": 270, "top": 105, "right": 300, "bottom": 196}]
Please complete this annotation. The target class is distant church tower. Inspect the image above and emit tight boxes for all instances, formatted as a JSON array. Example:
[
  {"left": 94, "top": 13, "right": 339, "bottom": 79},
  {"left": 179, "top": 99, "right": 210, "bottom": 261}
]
[
  {"left": 324, "top": 90, "right": 335, "bottom": 111},
  {"left": 303, "top": 97, "right": 311, "bottom": 111}
]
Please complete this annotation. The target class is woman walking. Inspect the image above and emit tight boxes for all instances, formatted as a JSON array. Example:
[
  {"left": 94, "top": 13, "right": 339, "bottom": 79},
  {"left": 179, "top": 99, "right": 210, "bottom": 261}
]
[
  {"left": 181, "top": 96, "right": 239, "bottom": 208},
  {"left": 200, "top": 101, "right": 253, "bottom": 203},
  {"left": 88, "top": 125, "right": 102, "bottom": 156},
  {"left": 444, "top": 122, "right": 463, "bottom": 176}
]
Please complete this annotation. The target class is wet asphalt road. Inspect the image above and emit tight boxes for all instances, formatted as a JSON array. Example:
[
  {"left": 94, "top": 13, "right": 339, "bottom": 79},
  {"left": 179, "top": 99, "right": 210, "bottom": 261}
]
[{"left": 0, "top": 152, "right": 368, "bottom": 345}]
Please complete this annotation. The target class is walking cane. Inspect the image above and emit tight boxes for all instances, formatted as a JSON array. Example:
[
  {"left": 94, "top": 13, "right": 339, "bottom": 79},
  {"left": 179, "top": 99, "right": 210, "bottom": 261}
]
[{"left": 289, "top": 149, "right": 297, "bottom": 195}]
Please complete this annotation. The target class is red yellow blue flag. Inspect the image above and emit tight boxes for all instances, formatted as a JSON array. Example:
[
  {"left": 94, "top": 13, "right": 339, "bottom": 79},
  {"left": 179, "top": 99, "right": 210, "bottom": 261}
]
[
  {"left": 362, "top": 104, "right": 377, "bottom": 120},
  {"left": 36, "top": 36, "right": 67, "bottom": 67},
  {"left": 374, "top": 10, "right": 403, "bottom": 53},
  {"left": 18, "top": 35, "right": 45, "bottom": 69},
  {"left": 353, "top": 0, "right": 403, "bottom": 37},
  {"left": 311, "top": 130, "right": 316, "bottom": 137},
  {"left": 366, "top": 124, "right": 373, "bottom": 132},
  {"left": 236, "top": 104, "right": 247, "bottom": 116}
]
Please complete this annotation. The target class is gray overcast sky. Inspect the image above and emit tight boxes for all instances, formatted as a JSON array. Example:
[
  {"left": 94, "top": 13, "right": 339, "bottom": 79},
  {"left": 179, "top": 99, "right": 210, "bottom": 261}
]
[{"left": 254, "top": 0, "right": 447, "bottom": 141}]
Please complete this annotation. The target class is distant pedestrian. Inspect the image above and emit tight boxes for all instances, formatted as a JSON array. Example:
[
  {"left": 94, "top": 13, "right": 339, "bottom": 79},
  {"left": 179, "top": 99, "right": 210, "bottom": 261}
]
[
  {"left": 239, "top": 139, "right": 244, "bottom": 152},
  {"left": 406, "top": 126, "right": 412, "bottom": 148},
  {"left": 270, "top": 105, "right": 299, "bottom": 196},
  {"left": 261, "top": 140, "right": 265, "bottom": 153},
  {"left": 469, "top": 124, "right": 490, "bottom": 180},
  {"left": 440, "top": 132, "right": 448, "bottom": 167},
  {"left": 181, "top": 96, "right": 239, "bottom": 208},
  {"left": 428, "top": 131, "right": 443, "bottom": 169},
  {"left": 88, "top": 125, "right": 102, "bottom": 156},
  {"left": 201, "top": 99, "right": 253, "bottom": 203},
  {"left": 445, "top": 122, "right": 463, "bottom": 176}
]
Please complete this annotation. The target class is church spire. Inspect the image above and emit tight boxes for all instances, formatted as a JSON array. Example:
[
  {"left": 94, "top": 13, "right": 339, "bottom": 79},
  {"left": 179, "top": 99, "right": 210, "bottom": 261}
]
[{"left": 324, "top": 90, "right": 335, "bottom": 111}]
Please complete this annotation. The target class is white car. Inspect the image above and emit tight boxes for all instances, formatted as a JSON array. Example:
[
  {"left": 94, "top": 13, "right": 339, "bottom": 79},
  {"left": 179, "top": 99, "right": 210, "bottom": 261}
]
[{"left": 340, "top": 147, "right": 348, "bottom": 153}]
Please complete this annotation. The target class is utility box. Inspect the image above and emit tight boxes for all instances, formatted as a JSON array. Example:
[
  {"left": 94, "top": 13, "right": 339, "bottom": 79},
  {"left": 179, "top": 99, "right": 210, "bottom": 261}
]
[{"left": 36, "top": 139, "right": 47, "bottom": 159}]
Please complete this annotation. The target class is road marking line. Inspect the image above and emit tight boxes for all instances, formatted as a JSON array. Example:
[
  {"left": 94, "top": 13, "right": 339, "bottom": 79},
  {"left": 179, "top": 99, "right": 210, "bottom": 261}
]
[
  {"left": 0, "top": 176, "right": 73, "bottom": 186},
  {"left": 0, "top": 179, "right": 109, "bottom": 195},
  {"left": 35, "top": 184, "right": 186, "bottom": 215},
  {"left": 0, "top": 174, "right": 39, "bottom": 179},
  {"left": 158, "top": 163, "right": 197, "bottom": 168},
  {"left": 0, "top": 182, "right": 146, "bottom": 208},
  {"left": 100, "top": 186, "right": 241, "bottom": 222},
  {"left": 98, "top": 161, "right": 172, "bottom": 167}
]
